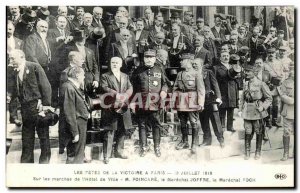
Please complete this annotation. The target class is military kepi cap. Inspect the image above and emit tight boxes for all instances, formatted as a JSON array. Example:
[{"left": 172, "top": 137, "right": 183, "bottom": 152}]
[
  {"left": 144, "top": 49, "right": 156, "bottom": 57},
  {"left": 267, "top": 47, "right": 276, "bottom": 53},
  {"left": 244, "top": 64, "right": 260, "bottom": 72},
  {"left": 181, "top": 53, "right": 195, "bottom": 60}
]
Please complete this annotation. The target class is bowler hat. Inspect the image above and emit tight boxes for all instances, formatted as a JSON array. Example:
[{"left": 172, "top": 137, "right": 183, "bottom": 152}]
[
  {"left": 239, "top": 46, "right": 249, "bottom": 55},
  {"left": 22, "top": 9, "right": 37, "bottom": 23}
]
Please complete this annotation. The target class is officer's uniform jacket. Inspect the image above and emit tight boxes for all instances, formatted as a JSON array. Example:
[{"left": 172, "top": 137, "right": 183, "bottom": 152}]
[
  {"left": 131, "top": 64, "right": 168, "bottom": 111},
  {"left": 279, "top": 77, "right": 294, "bottom": 119},
  {"left": 264, "top": 59, "right": 289, "bottom": 96},
  {"left": 173, "top": 69, "right": 205, "bottom": 112},
  {"left": 239, "top": 76, "right": 272, "bottom": 120}
]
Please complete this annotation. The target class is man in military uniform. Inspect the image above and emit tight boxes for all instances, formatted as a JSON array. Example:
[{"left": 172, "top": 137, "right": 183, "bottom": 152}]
[
  {"left": 131, "top": 50, "right": 168, "bottom": 157},
  {"left": 173, "top": 54, "right": 205, "bottom": 154},
  {"left": 192, "top": 58, "right": 224, "bottom": 148},
  {"left": 278, "top": 69, "right": 294, "bottom": 161},
  {"left": 264, "top": 47, "right": 288, "bottom": 127},
  {"left": 238, "top": 64, "right": 272, "bottom": 160}
]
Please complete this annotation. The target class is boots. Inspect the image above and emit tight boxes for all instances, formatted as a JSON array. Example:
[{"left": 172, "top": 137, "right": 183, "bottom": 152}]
[
  {"left": 254, "top": 134, "right": 263, "bottom": 160},
  {"left": 281, "top": 136, "right": 290, "bottom": 161},
  {"left": 262, "top": 127, "right": 269, "bottom": 141},
  {"left": 176, "top": 135, "right": 189, "bottom": 150},
  {"left": 153, "top": 127, "right": 161, "bottom": 157},
  {"left": 272, "top": 106, "right": 280, "bottom": 127},
  {"left": 244, "top": 134, "right": 251, "bottom": 160},
  {"left": 191, "top": 127, "right": 199, "bottom": 154},
  {"left": 103, "top": 139, "right": 109, "bottom": 164},
  {"left": 176, "top": 126, "right": 189, "bottom": 150}
]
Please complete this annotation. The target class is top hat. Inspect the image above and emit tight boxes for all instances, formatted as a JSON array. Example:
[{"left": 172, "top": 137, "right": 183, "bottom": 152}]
[{"left": 73, "top": 29, "right": 86, "bottom": 42}]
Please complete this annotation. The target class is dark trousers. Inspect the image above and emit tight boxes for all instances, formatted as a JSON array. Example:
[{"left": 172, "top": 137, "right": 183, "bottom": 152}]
[
  {"left": 66, "top": 118, "right": 87, "bottom": 164},
  {"left": 103, "top": 115, "right": 126, "bottom": 158},
  {"left": 199, "top": 107, "right": 224, "bottom": 143},
  {"left": 20, "top": 100, "right": 51, "bottom": 164},
  {"left": 219, "top": 107, "right": 234, "bottom": 130},
  {"left": 178, "top": 111, "right": 199, "bottom": 143},
  {"left": 137, "top": 110, "right": 161, "bottom": 148}
]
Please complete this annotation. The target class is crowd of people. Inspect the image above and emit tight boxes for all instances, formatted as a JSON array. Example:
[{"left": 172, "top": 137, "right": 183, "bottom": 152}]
[{"left": 6, "top": 6, "right": 294, "bottom": 164}]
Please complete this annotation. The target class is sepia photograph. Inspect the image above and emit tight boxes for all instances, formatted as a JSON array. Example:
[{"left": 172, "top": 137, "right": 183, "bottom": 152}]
[{"left": 5, "top": 4, "right": 295, "bottom": 188}]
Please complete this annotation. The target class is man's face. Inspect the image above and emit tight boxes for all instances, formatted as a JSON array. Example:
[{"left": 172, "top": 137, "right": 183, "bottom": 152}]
[
  {"left": 267, "top": 52, "right": 276, "bottom": 61},
  {"left": 121, "top": 32, "right": 130, "bottom": 41},
  {"left": 255, "top": 59, "right": 263, "bottom": 68},
  {"left": 73, "top": 54, "right": 84, "bottom": 67},
  {"left": 230, "top": 36, "right": 238, "bottom": 44},
  {"left": 172, "top": 26, "right": 180, "bottom": 37},
  {"left": 118, "top": 7, "right": 128, "bottom": 17},
  {"left": 221, "top": 45, "right": 229, "bottom": 53},
  {"left": 7, "top": 23, "right": 15, "bottom": 37},
  {"left": 253, "top": 27, "right": 260, "bottom": 36},
  {"left": 37, "top": 22, "right": 48, "bottom": 34},
  {"left": 196, "top": 20, "right": 204, "bottom": 29},
  {"left": 84, "top": 15, "right": 93, "bottom": 25},
  {"left": 220, "top": 53, "right": 230, "bottom": 63},
  {"left": 279, "top": 49, "right": 287, "bottom": 58},
  {"left": 171, "top": 18, "right": 181, "bottom": 24},
  {"left": 9, "top": 52, "right": 23, "bottom": 68},
  {"left": 144, "top": 56, "right": 156, "bottom": 67},
  {"left": 244, "top": 69, "right": 255, "bottom": 80},
  {"left": 203, "top": 29, "right": 210, "bottom": 37},
  {"left": 155, "top": 36, "right": 164, "bottom": 44},
  {"left": 194, "top": 37, "right": 203, "bottom": 47},
  {"left": 215, "top": 17, "right": 222, "bottom": 26},
  {"left": 58, "top": 8, "right": 68, "bottom": 16},
  {"left": 155, "top": 17, "right": 163, "bottom": 27},
  {"left": 76, "top": 8, "right": 84, "bottom": 17},
  {"left": 93, "top": 9, "right": 103, "bottom": 19},
  {"left": 239, "top": 27, "right": 246, "bottom": 34},
  {"left": 10, "top": 6, "right": 20, "bottom": 16},
  {"left": 111, "top": 58, "right": 122, "bottom": 70},
  {"left": 184, "top": 13, "right": 192, "bottom": 22},
  {"left": 144, "top": 9, "right": 151, "bottom": 19},
  {"left": 56, "top": 17, "right": 67, "bottom": 29},
  {"left": 136, "top": 21, "right": 144, "bottom": 31},
  {"left": 115, "top": 13, "right": 123, "bottom": 23},
  {"left": 119, "top": 20, "right": 128, "bottom": 29}
]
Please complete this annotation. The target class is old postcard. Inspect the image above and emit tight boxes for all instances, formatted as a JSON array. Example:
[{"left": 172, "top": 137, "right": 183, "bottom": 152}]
[{"left": 6, "top": 5, "right": 295, "bottom": 188}]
